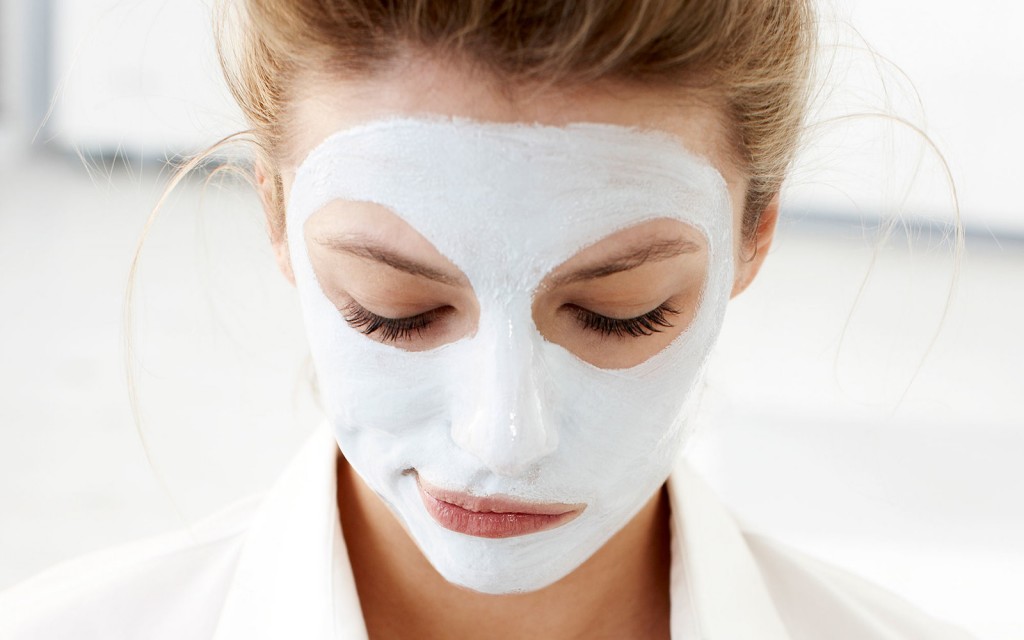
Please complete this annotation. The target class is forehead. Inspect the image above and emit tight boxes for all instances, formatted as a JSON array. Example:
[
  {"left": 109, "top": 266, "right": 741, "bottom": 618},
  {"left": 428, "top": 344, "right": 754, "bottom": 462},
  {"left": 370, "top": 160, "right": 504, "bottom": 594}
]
[
  {"left": 280, "top": 54, "right": 743, "bottom": 188},
  {"left": 287, "top": 117, "right": 733, "bottom": 297}
]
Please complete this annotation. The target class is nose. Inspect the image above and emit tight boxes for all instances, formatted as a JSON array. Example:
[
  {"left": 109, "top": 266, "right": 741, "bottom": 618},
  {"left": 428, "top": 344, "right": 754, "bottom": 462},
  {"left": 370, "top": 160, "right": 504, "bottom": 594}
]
[{"left": 450, "top": 315, "right": 558, "bottom": 476}]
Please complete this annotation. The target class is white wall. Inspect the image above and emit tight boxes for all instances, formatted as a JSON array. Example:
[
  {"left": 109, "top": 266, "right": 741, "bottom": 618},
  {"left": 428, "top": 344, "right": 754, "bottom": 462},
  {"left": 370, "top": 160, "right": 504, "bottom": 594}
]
[
  {"left": 785, "top": 0, "right": 1024, "bottom": 236},
  {"left": 48, "top": 0, "right": 243, "bottom": 159},
  {"left": 0, "top": 0, "right": 31, "bottom": 159}
]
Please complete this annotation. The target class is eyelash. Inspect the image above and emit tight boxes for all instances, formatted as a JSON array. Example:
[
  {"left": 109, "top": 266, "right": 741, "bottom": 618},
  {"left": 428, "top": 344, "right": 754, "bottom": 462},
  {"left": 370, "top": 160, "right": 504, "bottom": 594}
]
[
  {"left": 340, "top": 301, "right": 448, "bottom": 343},
  {"left": 568, "top": 303, "right": 678, "bottom": 338},
  {"left": 340, "top": 301, "right": 678, "bottom": 342}
]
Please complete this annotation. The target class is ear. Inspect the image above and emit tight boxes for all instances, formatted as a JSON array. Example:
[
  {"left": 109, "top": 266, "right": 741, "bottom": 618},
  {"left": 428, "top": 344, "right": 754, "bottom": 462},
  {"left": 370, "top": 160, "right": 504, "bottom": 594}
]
[
  {"left": 255, "top": 162, "right": 295, "bottom": 287},
  {"left": 730, "top": 194, "right": 779, "bottom": 298}
]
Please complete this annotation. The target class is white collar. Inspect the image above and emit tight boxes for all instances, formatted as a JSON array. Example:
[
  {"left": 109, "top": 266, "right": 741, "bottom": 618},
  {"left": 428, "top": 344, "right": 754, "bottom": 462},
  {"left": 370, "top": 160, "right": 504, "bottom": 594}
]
[{"left": 212, "top": 424, "right": 790, "bottom": 639}]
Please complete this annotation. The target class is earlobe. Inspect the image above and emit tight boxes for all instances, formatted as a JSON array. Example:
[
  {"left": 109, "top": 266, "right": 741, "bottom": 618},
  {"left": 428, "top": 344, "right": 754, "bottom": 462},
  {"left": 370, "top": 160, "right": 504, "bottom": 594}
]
[
  {"left": 255, "top": 163, "right": 296, "bottom": 287},
  {"left": 730, "top": 194, "right": 779, "bottom": 298}
]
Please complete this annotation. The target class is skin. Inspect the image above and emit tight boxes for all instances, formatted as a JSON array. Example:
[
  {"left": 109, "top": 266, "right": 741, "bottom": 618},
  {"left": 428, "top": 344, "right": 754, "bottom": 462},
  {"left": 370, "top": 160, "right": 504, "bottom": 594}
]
[{"left": 255, "top": 50, "right": 778, "bottom": 639}]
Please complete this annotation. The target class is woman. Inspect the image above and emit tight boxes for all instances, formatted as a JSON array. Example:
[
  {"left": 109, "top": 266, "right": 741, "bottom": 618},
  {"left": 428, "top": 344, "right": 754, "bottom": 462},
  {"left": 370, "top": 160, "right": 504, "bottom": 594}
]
[{"left": 0, "top": 1, "right": 975, "bottom": 638}]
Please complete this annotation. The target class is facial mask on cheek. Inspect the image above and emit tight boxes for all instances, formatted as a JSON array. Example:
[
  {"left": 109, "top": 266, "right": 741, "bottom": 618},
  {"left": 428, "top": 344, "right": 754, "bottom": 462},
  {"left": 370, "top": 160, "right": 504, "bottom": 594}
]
[{"left": 286, "top": 116, "right": 734, "bottom": 594}]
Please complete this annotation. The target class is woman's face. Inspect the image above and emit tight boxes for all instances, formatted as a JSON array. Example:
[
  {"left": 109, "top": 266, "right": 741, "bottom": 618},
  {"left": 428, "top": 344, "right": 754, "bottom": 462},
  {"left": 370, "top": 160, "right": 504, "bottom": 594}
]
[{"left": 260, "top": 54, "right": 775, "bottom": 594}]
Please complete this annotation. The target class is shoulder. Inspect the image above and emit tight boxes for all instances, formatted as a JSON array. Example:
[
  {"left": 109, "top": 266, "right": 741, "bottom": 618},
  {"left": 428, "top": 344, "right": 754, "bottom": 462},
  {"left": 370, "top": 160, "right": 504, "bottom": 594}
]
[
  {"left": 742, "top": 532, "right": 977, "bottom": 640},
  {"left": 0, "top": 492, "right": 264, "bottom": 640}
]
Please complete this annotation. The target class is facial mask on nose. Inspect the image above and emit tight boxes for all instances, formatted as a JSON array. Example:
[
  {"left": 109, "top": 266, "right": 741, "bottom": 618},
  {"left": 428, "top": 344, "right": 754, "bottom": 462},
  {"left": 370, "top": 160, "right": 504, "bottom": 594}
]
[{"left": 286, "top": 116, "right": 734, "bottom": 594}]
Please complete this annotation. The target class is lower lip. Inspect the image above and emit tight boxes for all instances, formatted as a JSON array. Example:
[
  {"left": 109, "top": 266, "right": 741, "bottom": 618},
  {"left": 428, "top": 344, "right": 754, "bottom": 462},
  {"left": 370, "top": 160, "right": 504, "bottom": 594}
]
[{"left": 416, "top": 482, "right": 580, "bottom": 539}]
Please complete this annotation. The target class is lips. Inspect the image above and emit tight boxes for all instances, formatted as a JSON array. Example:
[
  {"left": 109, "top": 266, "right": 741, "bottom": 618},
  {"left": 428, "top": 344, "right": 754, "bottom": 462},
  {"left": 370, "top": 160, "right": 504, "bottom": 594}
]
[{"left": 415, "top": 474, "right": 584, "bottom": 539}]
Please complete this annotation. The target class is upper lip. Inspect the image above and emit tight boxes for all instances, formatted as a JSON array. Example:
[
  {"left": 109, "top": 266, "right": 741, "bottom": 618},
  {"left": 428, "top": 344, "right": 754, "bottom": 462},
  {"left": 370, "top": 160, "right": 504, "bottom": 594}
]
[{"left": 416, "top": 474, "right": 585, "bottom": 516}]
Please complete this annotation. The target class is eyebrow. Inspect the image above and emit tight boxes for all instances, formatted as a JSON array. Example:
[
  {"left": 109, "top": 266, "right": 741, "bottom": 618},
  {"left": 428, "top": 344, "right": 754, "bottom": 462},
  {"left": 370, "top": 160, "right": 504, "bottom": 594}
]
[
  {"left": 548, "top": 238, "right": 702, "bottom": 287},
  {"left": 315, "top": 234, "right": 700, "bottom": 287},
  {"left": 315, "top": 235, "right": 465, "bottom": 286}
]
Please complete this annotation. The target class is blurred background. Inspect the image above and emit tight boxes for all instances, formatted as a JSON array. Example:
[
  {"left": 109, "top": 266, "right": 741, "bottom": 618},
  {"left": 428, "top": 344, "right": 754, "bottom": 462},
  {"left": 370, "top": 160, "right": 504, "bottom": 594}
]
[{"left": 0, "top": 1, "right": 1020, "bottom": 638}]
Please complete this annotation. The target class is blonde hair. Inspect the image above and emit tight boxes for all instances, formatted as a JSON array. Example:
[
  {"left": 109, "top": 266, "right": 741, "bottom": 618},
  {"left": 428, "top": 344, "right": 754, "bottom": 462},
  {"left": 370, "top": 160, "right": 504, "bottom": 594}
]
[{"left": 213, "top": 0, "right": 817, "bottom": 244}]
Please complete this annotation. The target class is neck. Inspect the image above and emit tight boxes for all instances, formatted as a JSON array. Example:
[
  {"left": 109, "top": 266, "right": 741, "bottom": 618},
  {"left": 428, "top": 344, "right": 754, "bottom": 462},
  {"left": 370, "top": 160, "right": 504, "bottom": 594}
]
[{"left": 336, "top": 456, "right": 672, "bottom": 640}]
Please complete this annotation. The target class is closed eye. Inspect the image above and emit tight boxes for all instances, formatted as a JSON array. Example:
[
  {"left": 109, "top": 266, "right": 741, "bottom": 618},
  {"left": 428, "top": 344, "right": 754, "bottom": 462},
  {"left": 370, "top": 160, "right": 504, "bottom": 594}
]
[
  {"left": 340, "top": 301, "right": 452, "bottom": 343},
  {"left": 340, "top": 299, "right": 679, "bottom": 344},
  {"left": 566, "top": 303, "right": 679, "bottom": 338}
]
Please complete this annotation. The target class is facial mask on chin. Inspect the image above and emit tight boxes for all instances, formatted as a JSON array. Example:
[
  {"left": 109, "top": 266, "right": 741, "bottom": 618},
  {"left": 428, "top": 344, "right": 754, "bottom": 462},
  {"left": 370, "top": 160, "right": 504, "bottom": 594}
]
[{"left": 286, "top": 116, "right": 734, "bottom": 594}]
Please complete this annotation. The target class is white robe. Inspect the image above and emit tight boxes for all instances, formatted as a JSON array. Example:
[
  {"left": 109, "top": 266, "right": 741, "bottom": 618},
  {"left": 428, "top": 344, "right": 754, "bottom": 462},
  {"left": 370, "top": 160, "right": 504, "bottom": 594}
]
[{"left": 0, "top": 424, "right": 975, "bottom": 639}]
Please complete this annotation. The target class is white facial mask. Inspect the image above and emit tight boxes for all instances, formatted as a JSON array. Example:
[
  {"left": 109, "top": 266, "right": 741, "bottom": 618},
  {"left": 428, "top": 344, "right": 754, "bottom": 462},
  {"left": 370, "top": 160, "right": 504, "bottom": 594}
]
[{"left": 286, "top": 116, "right": 734, "bottom": 594}]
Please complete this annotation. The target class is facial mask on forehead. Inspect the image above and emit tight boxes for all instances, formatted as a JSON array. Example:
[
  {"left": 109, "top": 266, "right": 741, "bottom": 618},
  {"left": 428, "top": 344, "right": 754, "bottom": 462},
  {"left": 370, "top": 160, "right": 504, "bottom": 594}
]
[{"left": 287, "top": 116, "right": 734, "bottom": 594}]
